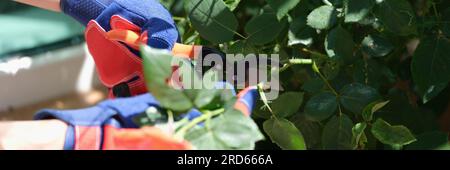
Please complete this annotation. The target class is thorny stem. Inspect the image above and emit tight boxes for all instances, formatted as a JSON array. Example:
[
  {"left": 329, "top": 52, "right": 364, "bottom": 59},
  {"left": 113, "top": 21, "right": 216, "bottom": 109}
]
[
  {"left": 289, "top": 58, "right": 313, "bottom": 65},
  {"left": 257, "top": 83, "right": 282, "bottom": 121},
  {"left": 301, "top": 48, "right": 328, "bottom": 58},
  {"left": 315, "top": 66, "right": 339, "bottom": 96},
  {"left": 173, "top": 16, "right": 185, "bottom": 22},
  {"left": 299, "top": 48, "right": 337, "bottom": 95},
  {"left": 279, "top": 58, "right": 313, "bottom": 72},
  {"left": 432, "top": 2, "right": 439, "bottom": 18},
  {"left": 167, "top": 110, "right": 175, "bottom": 134},
  {"left": 338, "top": 103, "right": 343, "bottom": 116},
  {"left": 174, "top": 108, "right": 225, "bottom": 138},
  {"left": 313, "top": 61, "right": 342, "bottom": 116}
]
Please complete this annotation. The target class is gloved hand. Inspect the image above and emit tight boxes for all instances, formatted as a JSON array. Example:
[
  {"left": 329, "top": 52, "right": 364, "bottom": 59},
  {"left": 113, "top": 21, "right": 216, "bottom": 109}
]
[
  {"left": 34, "top": 85, "right": 259, "bottom": 150},
  {"left": 60, "top": 0, "right": 225, "bottom": 98},
  {"left": 61, "top": 0, "right": 178, "bottom": 49},
  {"left": 59, "top": 0, "right": 179, "bottom": 98}
]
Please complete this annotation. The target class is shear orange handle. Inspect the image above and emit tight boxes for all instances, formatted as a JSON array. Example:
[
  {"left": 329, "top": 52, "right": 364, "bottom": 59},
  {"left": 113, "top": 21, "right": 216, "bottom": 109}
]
[
  {"left": 106, "top": 29, "right": 201, "bottom": 59},
  {"left": 105, "top": 29, "right": 142, "bottom": 49}
]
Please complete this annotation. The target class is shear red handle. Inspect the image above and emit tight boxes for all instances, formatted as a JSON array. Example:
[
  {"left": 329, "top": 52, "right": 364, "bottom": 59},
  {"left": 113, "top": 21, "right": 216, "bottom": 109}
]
[{"left": 106, "top": 29, "right": 201, "bottom": 60}]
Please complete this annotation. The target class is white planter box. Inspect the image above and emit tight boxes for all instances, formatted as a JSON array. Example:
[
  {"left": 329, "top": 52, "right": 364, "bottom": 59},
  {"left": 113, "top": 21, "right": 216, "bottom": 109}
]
[{"left": 0, "top": 44, "right": 102, "bottom": 112}]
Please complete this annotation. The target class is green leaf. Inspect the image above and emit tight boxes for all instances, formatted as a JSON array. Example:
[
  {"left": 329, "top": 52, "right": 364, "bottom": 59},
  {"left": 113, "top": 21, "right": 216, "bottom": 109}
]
[
  {"left": 266, "top": 0, "right": 301, "bottom": 20},
  {"left": 227, "top": 40, "right": 257, "bottom": 55},
  {"left": 321, "top": 59, "right": 342, "bottom": 80},
  {"left": 406, "top": 131, "right": 450, "bottom": 150},
  {"left": 186, "top": 109, "right": 264, "bottom": 150},
  {"left": 271, "top": 92, "right": 304, "bottom": 118},
  {"left": 325, "top": 26, "right": 355, "bottom": 62},
  {"left": 323, "top": 0, "right": 343, "bottom": 6},
  {"left": 184, "top": 127, "right": 228, "bottom": 149},
  {"left": 194, "top": 89, "right": 222, "bottom": 109},
  {"left": 245, "top": 12, "right": 287, "bottom": 45},
  {"left": 352, "top": 59, "right": 395, "bottom": 89},
  {"left": 411, "top": 36, "right": 450, "bottom": 103},
  {"left": 375, "top": 90, "right": 440, "bottom": 134},
  {"left": 304, "top": 92, "right": 338, "bottom": 121},
  {"left": 302, "top": 78, "right": 325, "bottom": 93},
  {"left": 290, "top": 0, "right": 310, "bottom": 17},
  {"left": 374, "top": 0, "right": 417, "bottom": 36},
  {"left": 141, "top": 46, "right": 193, "bottom": 112},
  {"left": 195, "top": 86, "right": 235, "bottom": 110},
  {"left": 371, "top": 119, "right": 417, "bottom": 146},
  {"left": 352, "top": 122, "right": 368, "bottom": 149},
  {"left": 362, "top": 100, "right": 390, "bottom": 122},
  {"left": 186, "top": 0, "right": 238, "bottom": 43},
  {"left": 361, "top": 34, "right": 394, "bottom": 57},
  {"left": 178, "top": 61, "right": 203, "bottom": 101},
  {"left": 193, "top": 70, "right": 223, "bottom": 110},
  {"left": 344, "top": 0, "right": 375, "bottom": 23},
  {"left": 263, "top": 117, "right": 307, "bottom": 150},
  {"left": 290, "top": 114, "right": 322, "bottom": 149},
  {"left": 339, "top": 83, "right": 381, "bottom": 115},
  {"left": 307, "top": 5, "right": 338, "bottom": 30},
  {"left": 159, "top": 0, "right": 173, "bottom": 9},
  {"left": 214, "top": 109, "right": 265, "bottom": 148},
  {"left": 322, "top": 114, "right": 354, "bottom": 150},
  {"left": 288, "top": 17, "right": 315, "bottom": 47},
  {"left": 223, "top": 0, "right": 241, "bottom": 11}
]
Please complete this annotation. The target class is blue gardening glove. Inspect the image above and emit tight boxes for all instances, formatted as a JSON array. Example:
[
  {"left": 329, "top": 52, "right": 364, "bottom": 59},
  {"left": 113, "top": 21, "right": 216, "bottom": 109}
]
[
  {"left": 34, "top": 84, "right": 259, "bottom": 150},
  {"left": 59, "top": 0, "right": 182, "bottom": 97},
  {"left": 60, "top": 0, "right": 178, "bottom": 50},
  {"left": 59, "top": 0, "right": 230, "bottom": 100}
]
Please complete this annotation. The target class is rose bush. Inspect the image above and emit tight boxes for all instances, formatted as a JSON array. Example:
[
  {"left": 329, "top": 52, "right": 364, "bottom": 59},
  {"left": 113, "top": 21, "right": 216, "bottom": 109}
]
[{"left": 137, "top": 0, "right": 450, "bottom": 150}]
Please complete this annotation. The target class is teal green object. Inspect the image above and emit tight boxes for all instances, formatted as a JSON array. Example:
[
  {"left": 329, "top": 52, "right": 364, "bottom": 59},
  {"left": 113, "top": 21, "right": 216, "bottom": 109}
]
[{"left": 0, "top": 6, "right": 84, "bottom": 59}]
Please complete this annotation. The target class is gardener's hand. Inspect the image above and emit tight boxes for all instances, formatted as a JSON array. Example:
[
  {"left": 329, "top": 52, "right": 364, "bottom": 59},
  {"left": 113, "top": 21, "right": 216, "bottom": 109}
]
[
  {"left": 54, "top": 0, "right": 185, "bottom": 97},
  {"left": 60, "top": 0, "right": 179, "bottom": 50},
  {"left": 32, "top": 85, "right": 258, "bottom": 150},
  {"left": 13, "top": 0, "right": 61, "bottom": 11},
  {"left": 0, "top": 120, "right": 68, "bottom": 150}
]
